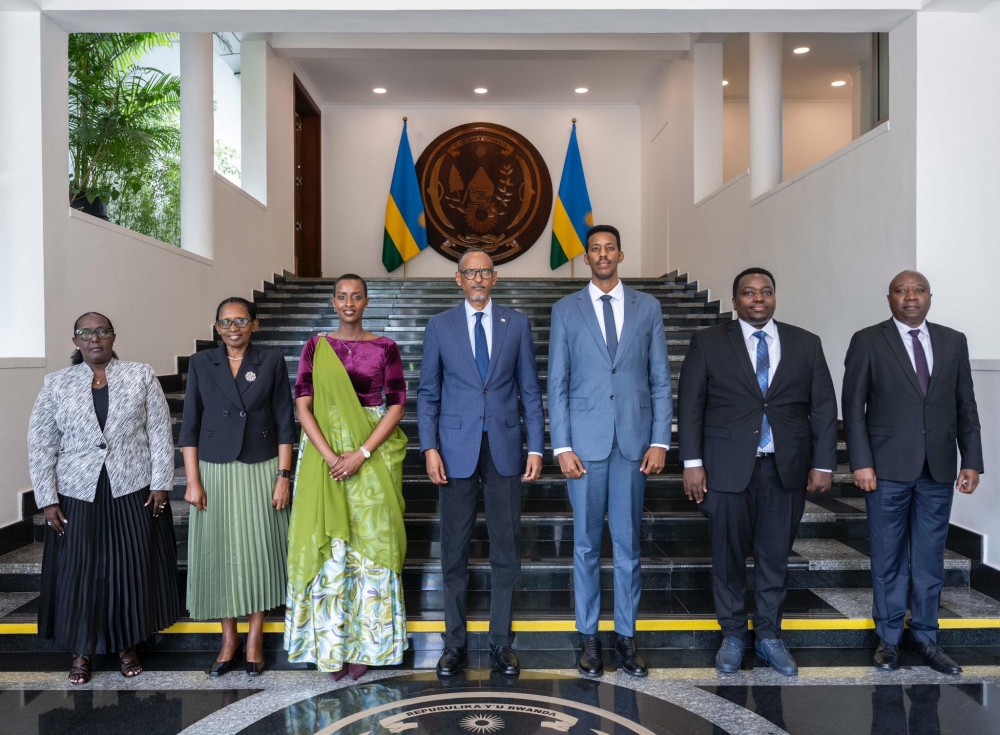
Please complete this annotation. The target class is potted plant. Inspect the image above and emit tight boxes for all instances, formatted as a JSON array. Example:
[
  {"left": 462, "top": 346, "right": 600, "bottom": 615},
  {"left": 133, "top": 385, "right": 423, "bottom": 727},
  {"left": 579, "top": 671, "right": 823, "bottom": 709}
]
[{"left": 68, "top": 33, "right": 180, "bottom": 219}]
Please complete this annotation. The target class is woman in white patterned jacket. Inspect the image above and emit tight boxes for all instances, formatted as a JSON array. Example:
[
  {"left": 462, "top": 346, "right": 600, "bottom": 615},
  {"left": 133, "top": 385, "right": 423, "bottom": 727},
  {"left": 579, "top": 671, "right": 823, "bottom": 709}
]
[{"left": 27, "top": 312, "right": 180, "bottom": 685}]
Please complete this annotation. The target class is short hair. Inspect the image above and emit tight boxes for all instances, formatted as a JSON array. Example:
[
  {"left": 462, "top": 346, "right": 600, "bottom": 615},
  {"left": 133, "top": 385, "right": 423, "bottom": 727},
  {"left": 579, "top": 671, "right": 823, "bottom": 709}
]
[
  {"left": 71, "top": 312, "right": 117, "bottom": 365},
  {"left": 585, "top": 224, "right": 621, "bottom": 250},
  {"left": 334, "top": 273, "right": 368, "bottom": 297},
  {"left": 215, "top": 296, "right": 257, "bottom": 322},
  {"left": 457, "top": 247, "right": 493, "bottom": 270},
  {"left": 732, "top": 267, "right": 776, "bottom": 298}
]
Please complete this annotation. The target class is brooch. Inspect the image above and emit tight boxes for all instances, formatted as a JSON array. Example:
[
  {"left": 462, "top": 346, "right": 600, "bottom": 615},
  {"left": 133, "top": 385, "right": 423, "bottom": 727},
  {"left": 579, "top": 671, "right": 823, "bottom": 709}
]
[{"left": 245, "top": 371, "right": 257, "bottom": 382}]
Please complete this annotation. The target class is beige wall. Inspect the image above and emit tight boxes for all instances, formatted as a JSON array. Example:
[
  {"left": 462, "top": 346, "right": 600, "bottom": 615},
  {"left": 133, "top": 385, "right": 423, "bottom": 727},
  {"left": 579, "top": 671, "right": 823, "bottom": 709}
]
[
  {"left": 321, "top": 105, "right": 642, "bottom": 279},
  {"left": 0, "top": 42, "right": 295, "bottom": 527},
  {"left": 723, "top": 100, "right": 853, "bottom": 185}
]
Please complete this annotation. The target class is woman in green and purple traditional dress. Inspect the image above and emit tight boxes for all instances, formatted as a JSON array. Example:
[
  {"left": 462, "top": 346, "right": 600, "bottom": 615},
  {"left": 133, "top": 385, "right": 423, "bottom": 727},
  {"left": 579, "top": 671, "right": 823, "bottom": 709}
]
[{"left": 285, "top": 274, "right": 408, "bottom": 681}]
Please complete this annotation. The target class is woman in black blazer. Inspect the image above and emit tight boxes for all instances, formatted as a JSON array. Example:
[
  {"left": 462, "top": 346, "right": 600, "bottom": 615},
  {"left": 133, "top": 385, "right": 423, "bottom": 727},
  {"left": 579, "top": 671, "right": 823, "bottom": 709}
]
[{"left": 179, "top": 297, "right": 296, "bottom": 677}]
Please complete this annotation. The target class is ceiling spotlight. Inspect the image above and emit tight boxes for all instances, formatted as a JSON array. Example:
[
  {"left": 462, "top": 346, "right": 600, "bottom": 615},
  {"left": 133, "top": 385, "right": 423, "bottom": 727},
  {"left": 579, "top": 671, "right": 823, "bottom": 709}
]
[
  {"left": 373, "top": 87, "right": 386, "bottom": 94},
  {"left": 831, "top": 80, "right": 847, "bottom": 87},
  {"left": 474, "top": 87, "right": 488, "bottom": 94},
  {"left": 575, "top": 87, "right": 589, "bottom": 94},
  {"left": 722, "top": 80, "right": 729, "bottom": 86},
  {"left": 793, "top": 47, "right": 810, "bottom": 54}
]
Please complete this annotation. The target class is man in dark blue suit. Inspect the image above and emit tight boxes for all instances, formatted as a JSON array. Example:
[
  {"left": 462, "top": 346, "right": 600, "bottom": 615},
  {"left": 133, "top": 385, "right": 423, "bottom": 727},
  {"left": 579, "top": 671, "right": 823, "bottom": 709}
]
[
  {"left": 417, "top": 248, "right": 545, "bottom": 677},
  {"left": 843, "top": 270, "right": 983, "bottom": 674}
]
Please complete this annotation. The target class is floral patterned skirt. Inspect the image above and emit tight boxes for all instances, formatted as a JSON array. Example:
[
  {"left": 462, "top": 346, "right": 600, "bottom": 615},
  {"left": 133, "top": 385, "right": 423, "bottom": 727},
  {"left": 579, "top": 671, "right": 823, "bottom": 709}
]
[{"left": 284, "top": 538, "right": 408, "bottom": 672}]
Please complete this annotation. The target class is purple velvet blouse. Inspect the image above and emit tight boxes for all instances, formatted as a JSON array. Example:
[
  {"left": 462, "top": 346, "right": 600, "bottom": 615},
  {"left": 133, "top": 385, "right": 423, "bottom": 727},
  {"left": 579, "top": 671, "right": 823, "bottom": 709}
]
[{"left": 295, "top": 335, "right": 406, "bottom": 407}]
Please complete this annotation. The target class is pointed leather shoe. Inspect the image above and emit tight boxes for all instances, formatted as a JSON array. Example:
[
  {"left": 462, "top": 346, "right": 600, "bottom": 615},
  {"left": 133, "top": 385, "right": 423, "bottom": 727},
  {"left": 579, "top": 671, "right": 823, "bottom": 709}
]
[
  {"left": 578, "top": 637, "right": 604, "bottom": 677},
  {"left": 208, "top": 641, "right": 243, "bottom": 678},
  {"left": 245, "top": 657, "right": 266, "bottom": 677},
  {"left": 754, "top": 638, "right": 798, "bottom": 677},
  {"left": 615, "top": 636, "right": 648, "bottom": 678},
  {"left": 873, "top": 640, "right": 900, "bottom": 670},
  {"left": 436, "top": 646, "right": 467, "bottom": 677},
  {"left": 909, "top": 640, "right": 962, "bottom": 675},
  {"left": 489, "top": 645, "right": 520, "bottom": 675},
  {"left": 715, "top": 636, "right": 746, "bottom": 674}
]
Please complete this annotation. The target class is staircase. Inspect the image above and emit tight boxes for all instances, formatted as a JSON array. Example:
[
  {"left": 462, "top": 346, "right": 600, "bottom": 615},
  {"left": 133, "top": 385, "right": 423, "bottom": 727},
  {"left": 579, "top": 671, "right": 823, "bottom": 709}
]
[{"left": 3, "top": 272, "right": 1000, "bottom": 669}]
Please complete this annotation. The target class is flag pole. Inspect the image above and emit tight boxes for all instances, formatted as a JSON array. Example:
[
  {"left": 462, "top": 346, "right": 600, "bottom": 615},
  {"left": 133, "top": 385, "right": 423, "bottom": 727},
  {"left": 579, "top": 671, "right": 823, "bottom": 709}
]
[
  {"left": 403, "top": 116, "right": 408, "bottom": 280},
  {"left": 571, "top": 118, "right": 577, "bottom": 281}
]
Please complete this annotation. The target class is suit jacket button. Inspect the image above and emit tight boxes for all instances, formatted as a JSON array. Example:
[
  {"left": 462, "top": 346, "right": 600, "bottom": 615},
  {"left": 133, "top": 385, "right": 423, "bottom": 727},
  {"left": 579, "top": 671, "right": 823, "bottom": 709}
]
[
  {"left": 921, "top": 429, "right": 926, "bottom": 435},
  {"left": 223, "top": 410, "right": 229, "bottom": 417},
  {"left": 240, "top": 411, "right": 247, "bottom": 417},
  {"left": 611, "top": 395, "right": 615, "bottom": 400},
  {"left": 483, "top": 389, "right": 488, "bottom": 394},
  {"left": 98, "top": 443, "right": 106, "bottom": 449},
  {"left": 763, "top": 403, "right": 768, "bottom": 408},
  {"left": 613, "top": 369, "right": 618, "bottom": 374}
]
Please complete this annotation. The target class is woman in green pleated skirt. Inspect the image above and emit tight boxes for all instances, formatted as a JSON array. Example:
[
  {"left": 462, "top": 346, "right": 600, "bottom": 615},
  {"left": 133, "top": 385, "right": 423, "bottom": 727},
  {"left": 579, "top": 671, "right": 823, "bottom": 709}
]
[{"left": 179, "top": 297, "right": 297, "bottom": 677}]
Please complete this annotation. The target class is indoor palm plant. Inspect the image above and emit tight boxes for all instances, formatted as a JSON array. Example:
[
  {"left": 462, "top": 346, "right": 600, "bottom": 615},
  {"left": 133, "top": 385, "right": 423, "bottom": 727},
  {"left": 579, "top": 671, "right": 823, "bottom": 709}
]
[{"left": 68, "top": 33, "right": 181, "bottom": 218}]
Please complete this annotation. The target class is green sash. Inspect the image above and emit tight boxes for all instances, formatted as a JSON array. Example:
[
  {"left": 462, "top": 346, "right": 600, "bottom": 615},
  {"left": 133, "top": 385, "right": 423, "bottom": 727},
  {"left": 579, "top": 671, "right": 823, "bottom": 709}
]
[{"left": 286, "top": 337, "right": 407, "bottom": 593}]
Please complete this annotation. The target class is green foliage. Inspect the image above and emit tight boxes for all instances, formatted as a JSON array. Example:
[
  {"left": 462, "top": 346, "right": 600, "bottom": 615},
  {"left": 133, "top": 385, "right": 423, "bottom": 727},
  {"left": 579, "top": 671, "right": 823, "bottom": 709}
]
[
  {"left": 68, "top": 32, "right": 181, "bottom": 233},
  {"left": 215, "top": 139, "right": 242, "bottom": 181}
]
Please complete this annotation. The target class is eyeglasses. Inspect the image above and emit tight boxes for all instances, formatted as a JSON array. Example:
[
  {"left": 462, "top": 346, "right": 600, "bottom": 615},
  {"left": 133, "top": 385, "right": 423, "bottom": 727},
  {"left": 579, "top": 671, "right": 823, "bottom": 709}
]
[
  {"left": 74, "top": 327, "right": 114, "bottom": 341},
  {"left": 459, "top": 268, "right": 495, "bottom": 281},
  {"left": 216, "top": 318, "right": 251, "bottom": 329}
]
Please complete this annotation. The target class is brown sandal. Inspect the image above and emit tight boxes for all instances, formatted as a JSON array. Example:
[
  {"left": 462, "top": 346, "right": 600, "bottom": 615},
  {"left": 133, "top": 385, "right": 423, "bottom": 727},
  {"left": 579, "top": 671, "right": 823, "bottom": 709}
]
[
  {"left": 118, "top": 647, "right": 142, "bottom": 678},
  {"left": 69, "top": 653, "right": 92, "bottom": 685}
]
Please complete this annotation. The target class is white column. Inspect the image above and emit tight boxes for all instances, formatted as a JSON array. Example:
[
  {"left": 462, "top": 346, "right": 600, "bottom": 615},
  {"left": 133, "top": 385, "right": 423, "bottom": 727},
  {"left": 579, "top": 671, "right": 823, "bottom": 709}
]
[
  {"left": 693, "top": 42, "right": 724, "bottom": 202},
  {"left": 180, "top": 33, "right": 214, "bottom": 258},
  {"left": 240, "top": 33, "right": 267, "bottom": 204},
  {"left": 749, "top": 32, "right": 783, "bottom": 199}
]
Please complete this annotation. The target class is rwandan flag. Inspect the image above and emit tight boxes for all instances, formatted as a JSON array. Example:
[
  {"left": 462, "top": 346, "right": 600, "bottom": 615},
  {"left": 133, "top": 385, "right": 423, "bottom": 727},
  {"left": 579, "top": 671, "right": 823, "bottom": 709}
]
[
  {"left": 382, "top": 120, "right": 428, "bottom": 272},
  {"left": 550, "top": 122, "right": 593, "bottom": 270}
]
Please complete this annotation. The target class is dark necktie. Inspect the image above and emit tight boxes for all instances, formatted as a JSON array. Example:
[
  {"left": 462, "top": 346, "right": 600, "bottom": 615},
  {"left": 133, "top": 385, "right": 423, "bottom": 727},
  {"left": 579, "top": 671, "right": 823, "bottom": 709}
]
[
  {"left": 475, "top": 312, "right": 490, "bottom": 385},
  {"left": 754, "top": 330, "right": 772, "bottom": 450},
  {"left": 909, "top": 329, "right": 931, "bottom": 396},
  {"left": 601, "top": 294, "right": 618, "bottom": 363}
]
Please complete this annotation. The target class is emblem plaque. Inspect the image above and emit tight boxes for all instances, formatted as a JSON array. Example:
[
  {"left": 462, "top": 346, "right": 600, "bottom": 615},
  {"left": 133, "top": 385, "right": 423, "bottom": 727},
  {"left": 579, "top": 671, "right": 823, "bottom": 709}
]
[{"left": 416, "top": 122, "right": 553, "bottom": 265}]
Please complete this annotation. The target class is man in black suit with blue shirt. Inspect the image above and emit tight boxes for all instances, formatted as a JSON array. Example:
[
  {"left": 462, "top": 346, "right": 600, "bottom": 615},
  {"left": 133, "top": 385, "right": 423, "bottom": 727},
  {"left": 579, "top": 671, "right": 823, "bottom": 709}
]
[{"left": 843, "top": 270, "right": 983, "bottom": 674}]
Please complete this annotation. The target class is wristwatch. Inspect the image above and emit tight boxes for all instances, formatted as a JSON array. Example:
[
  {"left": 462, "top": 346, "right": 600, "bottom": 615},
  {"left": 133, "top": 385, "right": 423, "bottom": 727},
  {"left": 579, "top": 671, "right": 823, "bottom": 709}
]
[
  {"left": 276, "top": 469, "right": 292, "bottom": 479},
  {"left": 359, "top": 445, "right": 371, "bottom": 459}
]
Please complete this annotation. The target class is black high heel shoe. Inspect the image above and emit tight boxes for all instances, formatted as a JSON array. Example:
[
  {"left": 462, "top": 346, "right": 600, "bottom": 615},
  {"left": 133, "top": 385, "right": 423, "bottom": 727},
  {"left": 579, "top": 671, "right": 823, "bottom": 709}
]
[
  {"left": 209, "top": 639, "right": 244, "bottom": 678},
  {"left": 245, "top": 656, "right": 266, "bottom": 677}
]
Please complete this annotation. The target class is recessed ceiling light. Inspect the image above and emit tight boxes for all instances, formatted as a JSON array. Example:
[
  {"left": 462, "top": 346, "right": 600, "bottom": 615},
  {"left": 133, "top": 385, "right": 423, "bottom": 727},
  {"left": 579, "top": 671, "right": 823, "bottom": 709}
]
[
  {"left": 793, "top": 47, "right": 810, "bottom": 54},
  {"left": 722, "top": 80, "right": 729, "bottom": 86},
  {"left": 373, "top": 87, "right": 386, "bottom": 94},
  {"left": 575, "top": 87, "right": 588, "bottom": 94},
  {"left": 474, "top": 87, "right": 488, "bottom": 94},
  {"left": 831, "top": 80, "right": 847, "bottom": 87}
]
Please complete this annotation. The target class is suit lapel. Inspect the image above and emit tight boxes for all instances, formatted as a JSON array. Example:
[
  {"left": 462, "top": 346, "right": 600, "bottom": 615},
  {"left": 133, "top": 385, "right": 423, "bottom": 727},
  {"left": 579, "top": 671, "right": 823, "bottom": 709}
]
[
  {"left": 726, "top": 320, "right": 760, "bottom": 394},
  {"left": 484, "top": 303, "right": 510, "bottom": 386},
  {"left": 925, "top": 322, "right": 946, "bottom": 396},
  {"left": 452, "top": 304, "right": 482, "bottom": 384},
  {"left": 766, "top": 321, "right": 794, "bottom": 395},
  {"left": 76, "top": 363, "right": 105, "bottom": 437},
  {"left": 612, "top": 287, "right": 639, "bottom": 368},
  {"left": 576, "top": 288, "right": 613, "bottom": 366},
  {"left": 880, "top": 320, "right": 924, "bottom": 397},
  {"left": 210, "top": 344, "right": 246, "bottom": 409},
  {"left": 238, "top": 343, "right": 261, "bottom": 396}
]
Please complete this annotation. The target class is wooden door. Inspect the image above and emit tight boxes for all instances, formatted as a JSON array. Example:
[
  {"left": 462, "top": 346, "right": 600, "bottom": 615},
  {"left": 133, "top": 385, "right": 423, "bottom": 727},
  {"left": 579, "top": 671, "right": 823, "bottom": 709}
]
[{"left": 294, "top": 78, "right": 322, "bottom": 277}]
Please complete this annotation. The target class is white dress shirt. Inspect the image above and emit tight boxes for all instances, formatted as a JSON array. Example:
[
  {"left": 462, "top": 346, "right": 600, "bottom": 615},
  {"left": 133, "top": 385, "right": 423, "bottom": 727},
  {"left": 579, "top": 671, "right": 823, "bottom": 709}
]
[
  {"left": 466, "top": 298, "right": 541, "bottom": 457},
  {"left": 553, "top": 280, "right": 668, "bottom": 457},
  {"left": 683, "top": 318, "right": 830, "bottom": 472},
  {"left": 893, "top": 317, "right": 934, "bottom": 375}
]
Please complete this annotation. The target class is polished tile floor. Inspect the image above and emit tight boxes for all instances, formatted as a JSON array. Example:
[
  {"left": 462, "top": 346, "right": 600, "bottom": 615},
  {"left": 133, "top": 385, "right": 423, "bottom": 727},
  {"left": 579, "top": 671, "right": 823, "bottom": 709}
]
[{"left": 2, "top": 658, "right": 1000, "bottom": 735}]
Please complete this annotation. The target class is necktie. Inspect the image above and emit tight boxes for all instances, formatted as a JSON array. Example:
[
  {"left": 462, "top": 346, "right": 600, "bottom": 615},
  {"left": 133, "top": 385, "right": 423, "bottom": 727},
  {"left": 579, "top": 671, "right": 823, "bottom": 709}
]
[
  {"left": 601, "top": 294, "right": 618, "bottom": 363},
  {"left": 909, "top": 329, "right": 931, "bottom": 396},
  {"left": 754, "top": 330, "right": 772, "bottom": 451},
  {"left": 475, "top": 312, "right": 490, "bottom": 385}
]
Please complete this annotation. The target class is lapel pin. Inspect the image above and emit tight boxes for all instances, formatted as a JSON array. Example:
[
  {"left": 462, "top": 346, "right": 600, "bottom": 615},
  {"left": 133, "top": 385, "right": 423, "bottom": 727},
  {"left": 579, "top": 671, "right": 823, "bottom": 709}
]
[
  {"left": 245, "top": 371, "right": 257, "bottom": 382},
  {"left": 501, "top": 318, "right": 506, "bottom": 323}
]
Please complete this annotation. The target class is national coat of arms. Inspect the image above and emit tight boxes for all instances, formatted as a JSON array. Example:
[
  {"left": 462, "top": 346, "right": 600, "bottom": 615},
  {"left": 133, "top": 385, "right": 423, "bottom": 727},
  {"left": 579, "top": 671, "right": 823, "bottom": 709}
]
[{"left": 416, "top": 122, "right": 553, "bottom": 265}]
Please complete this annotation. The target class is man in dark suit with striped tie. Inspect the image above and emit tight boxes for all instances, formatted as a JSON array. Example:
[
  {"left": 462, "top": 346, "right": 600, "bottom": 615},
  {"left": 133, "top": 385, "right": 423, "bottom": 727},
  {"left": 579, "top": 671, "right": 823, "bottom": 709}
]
[{"left": 843, "top": 270, "right": 984, "bottom": 674}]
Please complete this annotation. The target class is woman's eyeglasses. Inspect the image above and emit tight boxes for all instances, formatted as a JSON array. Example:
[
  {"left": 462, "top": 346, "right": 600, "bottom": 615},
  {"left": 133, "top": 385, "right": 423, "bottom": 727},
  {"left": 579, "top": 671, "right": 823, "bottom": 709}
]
[
  {"left": 74, "top": 328, "right": 114, "bottom": 341},
  {"left": 459, "top": 268, "right": 495, "bottom": 280},
  {"left": 216, "top": 318, "right": 251, "bottom": 329}
]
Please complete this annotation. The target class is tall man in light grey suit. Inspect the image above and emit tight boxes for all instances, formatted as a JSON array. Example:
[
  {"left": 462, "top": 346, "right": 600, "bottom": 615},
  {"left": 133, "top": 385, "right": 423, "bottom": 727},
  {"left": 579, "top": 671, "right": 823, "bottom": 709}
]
[{"left": 549, "top": 224, "right": 672, "bottom": 678}]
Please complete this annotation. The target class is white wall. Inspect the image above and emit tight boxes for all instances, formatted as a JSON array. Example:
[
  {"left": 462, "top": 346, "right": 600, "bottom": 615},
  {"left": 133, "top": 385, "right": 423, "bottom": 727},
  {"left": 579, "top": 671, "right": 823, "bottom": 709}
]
[
  {"left": 723, "top": 100, "right": 853, "bottom": 184},
  {"left": 321, "top": 105, "right": 641, "bottom": 279},
  {"left": 0, "top": 35, "right": 295, "bottom": 527}
]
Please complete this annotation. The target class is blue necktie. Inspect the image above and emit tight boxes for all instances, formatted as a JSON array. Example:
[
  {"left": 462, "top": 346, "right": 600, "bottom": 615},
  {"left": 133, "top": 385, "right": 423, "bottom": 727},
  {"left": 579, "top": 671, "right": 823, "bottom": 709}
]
[
  {"left": 754, "top": 330, "right": 772, "bottom": 451},
  {"left": 600, "top": 295, "right": 618, "bottom": 363},
  {"left": 475, "top": 312, "right": 489, "bottom": 385}
]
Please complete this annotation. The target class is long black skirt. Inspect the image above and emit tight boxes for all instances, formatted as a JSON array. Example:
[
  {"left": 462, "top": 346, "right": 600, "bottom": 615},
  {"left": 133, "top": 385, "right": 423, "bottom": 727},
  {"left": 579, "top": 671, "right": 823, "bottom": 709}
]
[{"left": 38, "top": 468, "right": 181, "bottom": 654}]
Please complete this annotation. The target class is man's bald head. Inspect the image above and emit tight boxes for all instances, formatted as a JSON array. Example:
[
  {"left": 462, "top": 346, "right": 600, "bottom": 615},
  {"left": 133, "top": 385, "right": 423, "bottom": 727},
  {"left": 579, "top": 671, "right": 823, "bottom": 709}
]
[
  {"left": 889, "top": 270, "right": 930, "bottom": 295},
  {"left": 887, "top": 270, "right": 932, "bottom": 327}
]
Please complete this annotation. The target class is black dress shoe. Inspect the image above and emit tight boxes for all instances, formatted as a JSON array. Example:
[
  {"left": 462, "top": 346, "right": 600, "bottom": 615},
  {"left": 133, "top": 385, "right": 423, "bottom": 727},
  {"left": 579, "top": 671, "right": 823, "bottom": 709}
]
[
  {"left": 909, "top": 640, "right": 962, "bottom": 675},
  {"left": 615, "top": 636, "right": 648, "bottom": 678},
  {"left": 873, "top": 639, "right": 900, "bottom": 670},
  {"left": 208, "top": 641, "right": 243, "bottom": 678},
  {"left": 245, "top": 657, "right": 266, "bottom": 677},
  {"left": 578, "top": 637, "right": 603, "bottom": 677},
  {"left": 436, "top": 646, "right": 467, "bottom": 677},
  {"left": 489, "top": 645, "right": 520, "bottom": 675}
]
